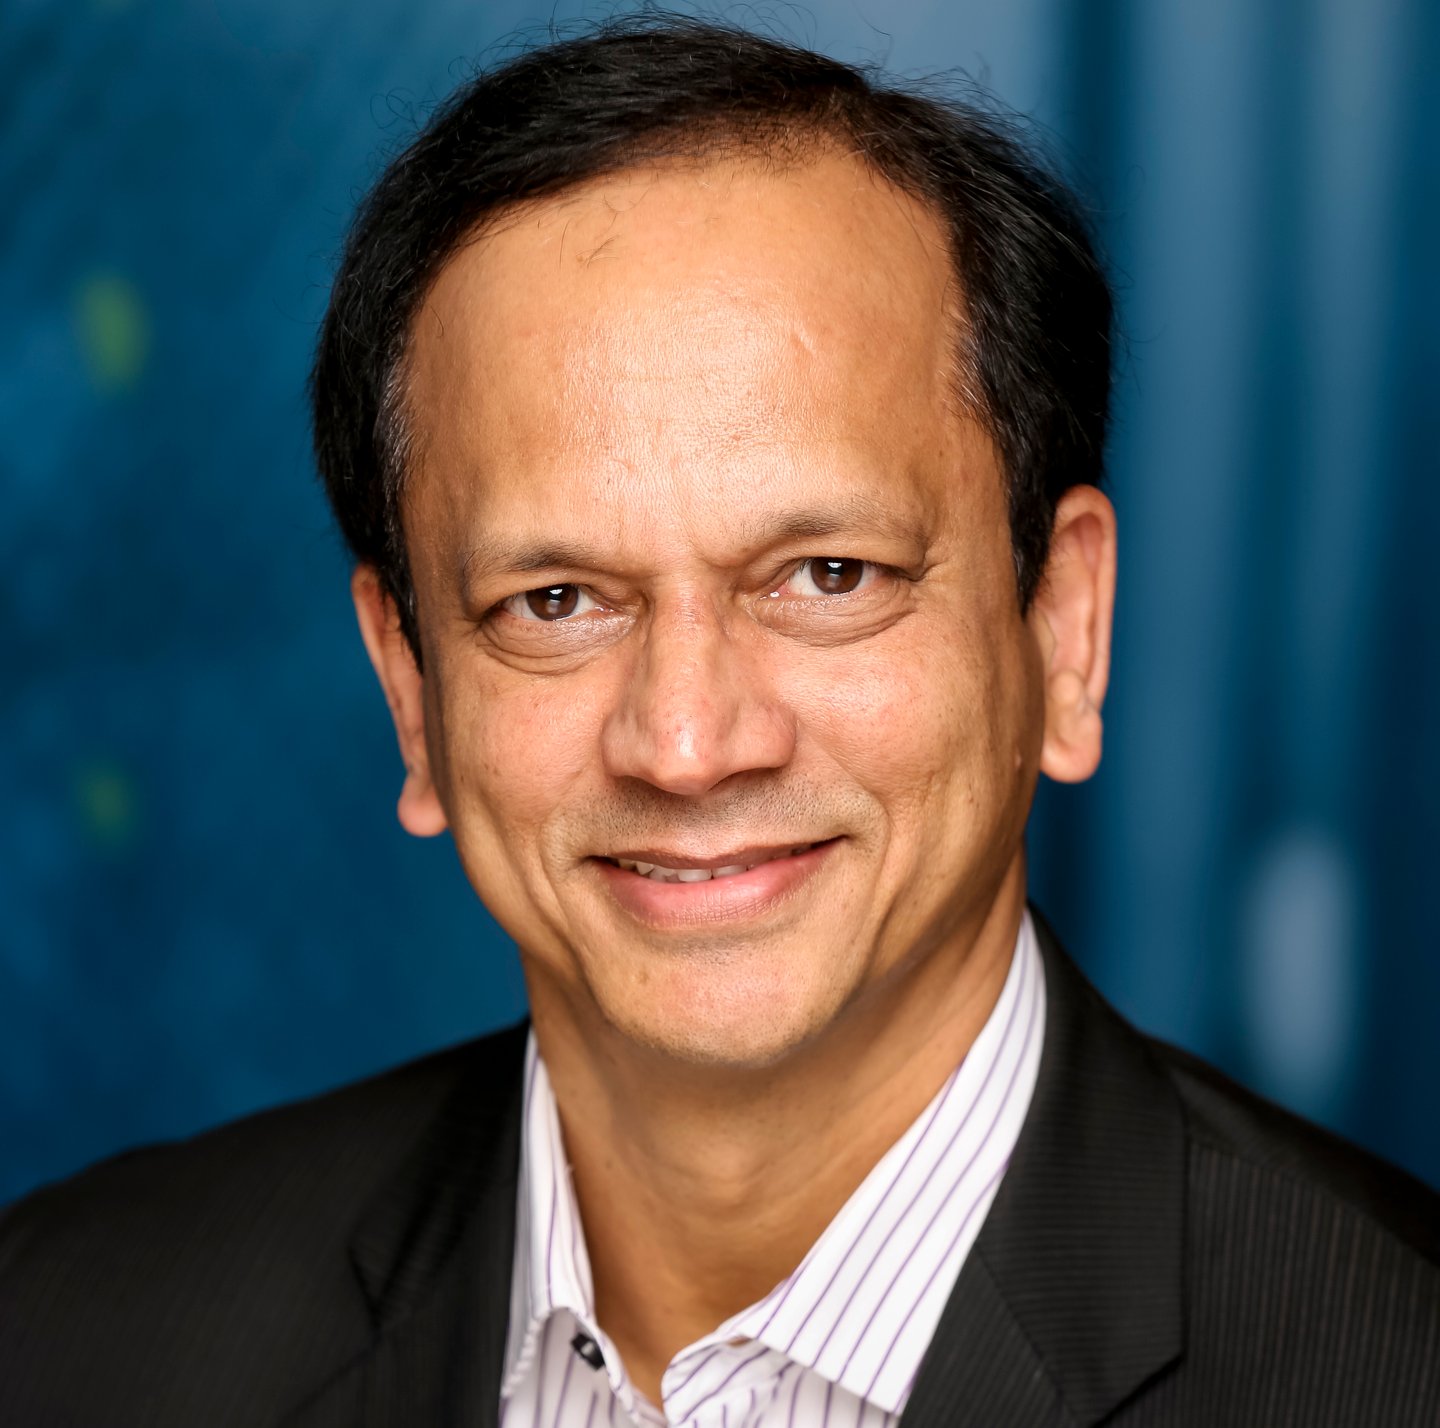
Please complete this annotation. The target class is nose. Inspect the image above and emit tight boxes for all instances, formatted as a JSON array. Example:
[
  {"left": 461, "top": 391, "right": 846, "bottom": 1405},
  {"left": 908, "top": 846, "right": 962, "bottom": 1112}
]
[{"left": 600, "top": 599, "right": 795, "bottom": 796}]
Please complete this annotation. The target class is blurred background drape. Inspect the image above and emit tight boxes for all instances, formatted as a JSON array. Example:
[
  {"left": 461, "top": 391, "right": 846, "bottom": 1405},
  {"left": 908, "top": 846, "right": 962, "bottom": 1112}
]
[{"left": 2, "top": 0, "right": 1436, "bottom": 1204}]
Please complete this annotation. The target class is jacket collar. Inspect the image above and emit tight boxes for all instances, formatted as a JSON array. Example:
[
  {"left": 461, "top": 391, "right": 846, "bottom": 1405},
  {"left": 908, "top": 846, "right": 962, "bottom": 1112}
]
[
  {"left": 901, "top": 909, "right": 1187, "bottom": 1427},
  {"left": 286, "top": 912, "right": 1186, "bottom": 1428},
  {"left": 282, "top": 1022, "right": 527, "bottom": 1428}
]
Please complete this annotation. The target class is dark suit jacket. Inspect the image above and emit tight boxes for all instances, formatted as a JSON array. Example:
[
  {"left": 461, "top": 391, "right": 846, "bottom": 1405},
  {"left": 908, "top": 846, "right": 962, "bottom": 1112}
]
[{"left": 3, "top": 914, "right": 1438, "bottom": 1426}]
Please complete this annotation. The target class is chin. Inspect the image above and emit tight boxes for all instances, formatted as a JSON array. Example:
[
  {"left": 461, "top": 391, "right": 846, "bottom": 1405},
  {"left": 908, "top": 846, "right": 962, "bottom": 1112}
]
[{"left": 595, "top": 950, "right": 852, "bottom": 1071}]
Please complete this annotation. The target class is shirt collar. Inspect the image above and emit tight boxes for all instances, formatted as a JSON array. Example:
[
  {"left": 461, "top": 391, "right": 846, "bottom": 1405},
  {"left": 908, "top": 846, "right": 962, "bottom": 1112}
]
[
  {"left": 500, "top": 1034, "right": 600, "bottom": 1398},
  {"left": 502, "top": 911, "right": 1045, "bottom": 1417},
  {"left": 733, "top": 912, "right": 1044, "bottom": 1412}
]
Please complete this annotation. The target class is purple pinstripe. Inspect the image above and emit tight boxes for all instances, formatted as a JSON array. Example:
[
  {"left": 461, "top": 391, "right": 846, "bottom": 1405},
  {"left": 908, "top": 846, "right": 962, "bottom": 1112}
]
[
  {"left": 674, "top": 959, "right": 1027, "bottom": 1414},
  {"left": 547, "top": 1339, "right": 577, "bottom": 1428},
  {"left": 853, "top": 968, "right": 1041, "bottom": 1398},
  {"left": 502, "top": 919, "right": 1044, "bottom": 1428},
  {"left": 662, "top": 1341, "right": 727, "bottom": 1401},
  {"left": 676, "top": 1341, "right": 773, "bottom": 1416},
  {"left": 764, "top": 1065, "right": 962, "bottom": 1351},
  {"left": 811, "top": 944, "right": 1032, "bottom": 1371},
  {"left": 894, "top": 1158, "right": 1010, "bottom": 1406}
]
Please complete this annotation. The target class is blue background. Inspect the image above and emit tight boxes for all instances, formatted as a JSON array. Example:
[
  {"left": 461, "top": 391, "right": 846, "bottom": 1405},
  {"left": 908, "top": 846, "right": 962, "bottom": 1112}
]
[{"left": 2, "top": 0, "right": 1437, "bottom": 1204}]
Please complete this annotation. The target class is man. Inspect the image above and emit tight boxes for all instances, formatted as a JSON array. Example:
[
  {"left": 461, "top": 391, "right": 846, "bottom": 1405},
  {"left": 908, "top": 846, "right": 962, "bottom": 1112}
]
[{"left": 2, "top": 16, "right": 1436, "bottom": 1427}]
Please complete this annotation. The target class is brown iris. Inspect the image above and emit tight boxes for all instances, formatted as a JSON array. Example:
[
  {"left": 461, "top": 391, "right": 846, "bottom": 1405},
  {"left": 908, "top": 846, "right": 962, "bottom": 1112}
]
[
  {"left": 809, "top": 558, "right": 865, "bottom": 594},
  {"left": 525, "top": 585, "right": 581, "bottom": 620}
]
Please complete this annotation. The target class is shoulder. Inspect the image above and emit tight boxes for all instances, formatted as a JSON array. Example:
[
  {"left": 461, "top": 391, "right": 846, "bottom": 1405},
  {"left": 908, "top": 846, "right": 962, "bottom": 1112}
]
[
  {"left": 1026, "top": 911, "right": 1439, "bottom": 1419},
  {"left": 0, "top": 1022, "right": 527, "bottom": 1268},
  {"left": 0, "top": 1021, "right": 527, "bottom": 1427},
  {"left": 1152, "top": 1034, "right": 1439, "bottom": 1259},
  {"left": 1145, "top": 1032, "right": 1440, "bottom": 1417}
]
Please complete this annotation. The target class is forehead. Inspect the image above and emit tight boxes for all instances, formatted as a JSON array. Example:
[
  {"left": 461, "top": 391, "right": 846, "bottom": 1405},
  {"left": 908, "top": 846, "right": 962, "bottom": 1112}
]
[{"left": 401, "top": 148, "right": 978, "bottom": 563}]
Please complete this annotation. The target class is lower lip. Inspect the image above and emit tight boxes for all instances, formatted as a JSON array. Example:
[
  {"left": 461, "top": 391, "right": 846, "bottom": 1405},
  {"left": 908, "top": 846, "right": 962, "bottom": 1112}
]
[{"left": 592, "top": 841, "right": 839, "bottom": 928}]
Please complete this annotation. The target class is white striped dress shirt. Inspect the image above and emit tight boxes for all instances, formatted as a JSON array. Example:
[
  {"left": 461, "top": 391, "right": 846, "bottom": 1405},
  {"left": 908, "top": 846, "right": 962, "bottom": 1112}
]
[{"left": 500, "top": 910, "right": 1046, "bottom": 1428}]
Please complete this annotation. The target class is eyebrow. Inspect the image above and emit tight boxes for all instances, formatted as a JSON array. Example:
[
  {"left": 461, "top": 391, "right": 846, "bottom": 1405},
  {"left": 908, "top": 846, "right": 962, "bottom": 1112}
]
[
  {"left": 737, "top": 494, "right": 926, "bottom": 548},
  {"left": 459, "top": 492, "right": 928, "bottom": 585},
  {"left": 462, "top": 538, "right": 601, "bottom": 583}
]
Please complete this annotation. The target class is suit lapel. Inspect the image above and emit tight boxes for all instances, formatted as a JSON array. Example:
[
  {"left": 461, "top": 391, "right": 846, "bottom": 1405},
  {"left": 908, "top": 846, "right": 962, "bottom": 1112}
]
[
  {"left": 901, "top": 1253, "right": 1073, "bottom": 1427},
  {"left": 902, "top": 911, "right": 1187, "bottom": 1428},
  {"left": 280, "top": 915, "right": 1186, "bottom": 1428},
  {"left": 282, "top": 1023, "right": 528, "bottom": 1428}
]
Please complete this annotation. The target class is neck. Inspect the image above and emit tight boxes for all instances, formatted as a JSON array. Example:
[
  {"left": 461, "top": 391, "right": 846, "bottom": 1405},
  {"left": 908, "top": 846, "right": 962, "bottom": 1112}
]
[{"left": 529, "top": 864, "right": 1026, "bottom": 1404}]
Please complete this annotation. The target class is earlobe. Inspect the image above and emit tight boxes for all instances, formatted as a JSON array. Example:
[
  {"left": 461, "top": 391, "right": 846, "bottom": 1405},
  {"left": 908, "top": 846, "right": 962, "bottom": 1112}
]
[
  {"left": 1030, "top": 486, "right": 1117, "bottom": 786},
  {"left": 1041, "top": 668, "right": 1104, "bottom": 783},
  {"left": 351, "top": 566, "right": 449, "bottom": 838},
  {"left": 396, "top": 768, "right": 449, "bottom": 839}
]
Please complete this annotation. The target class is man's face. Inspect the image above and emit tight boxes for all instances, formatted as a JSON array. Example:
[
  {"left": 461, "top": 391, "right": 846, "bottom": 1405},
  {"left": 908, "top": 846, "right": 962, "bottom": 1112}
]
[{"left": 383, "top": 150, "right": 1051, "bottom": 1068}]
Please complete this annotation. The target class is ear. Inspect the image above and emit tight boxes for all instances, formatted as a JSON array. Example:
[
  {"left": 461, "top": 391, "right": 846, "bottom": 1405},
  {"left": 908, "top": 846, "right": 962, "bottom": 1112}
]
[
  {"left": 1027, "top": 485, "right": 1117, "bottom": 784},
  {"left": 351, "top": 566, "right": 449, "bottom": 837}
]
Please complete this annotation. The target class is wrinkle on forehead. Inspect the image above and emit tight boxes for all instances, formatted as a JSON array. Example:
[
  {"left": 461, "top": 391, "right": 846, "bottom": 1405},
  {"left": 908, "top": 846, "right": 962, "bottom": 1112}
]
[
  {"left": 400, "top": 149, "right": 980, "bottom": 560},
  {"left": 418, "top": 152, "right": 954, "bottom": 363}
]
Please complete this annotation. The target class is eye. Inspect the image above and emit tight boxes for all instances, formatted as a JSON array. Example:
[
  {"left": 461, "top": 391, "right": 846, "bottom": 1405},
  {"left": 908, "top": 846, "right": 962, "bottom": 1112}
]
[
  {"left": 786, "top": 558, "right": 873, "bottom": 597},
  {"left": 503, "top": 584, "right": 603, "bottom": 622}
]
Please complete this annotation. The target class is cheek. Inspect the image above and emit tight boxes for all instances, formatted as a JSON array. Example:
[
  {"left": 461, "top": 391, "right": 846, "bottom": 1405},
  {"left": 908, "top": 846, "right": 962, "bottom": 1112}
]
[
  {"left": 795, "top": 608, "right": 1026, "bottom": 831},
  {"left": 430, "top": 662, "right": 601, "bottom": 850}
]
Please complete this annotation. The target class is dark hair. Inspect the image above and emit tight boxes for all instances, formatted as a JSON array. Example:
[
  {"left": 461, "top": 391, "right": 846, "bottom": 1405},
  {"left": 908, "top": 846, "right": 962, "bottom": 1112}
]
[{"left": 311, "top": 14, "right": 1112, "bottom": 656}]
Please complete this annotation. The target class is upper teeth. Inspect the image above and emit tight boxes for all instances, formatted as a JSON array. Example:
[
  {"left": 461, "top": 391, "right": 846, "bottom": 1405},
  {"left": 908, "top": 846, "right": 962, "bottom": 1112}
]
[{"left": 613, "top": 846, "right": 814, "bottom": 882}]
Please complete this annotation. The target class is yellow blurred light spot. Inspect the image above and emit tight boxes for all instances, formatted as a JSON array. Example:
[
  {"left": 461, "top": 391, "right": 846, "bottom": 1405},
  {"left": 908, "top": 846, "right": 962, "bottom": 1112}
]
[
  {"left": 74, "top": 274, "right": 151, "bottom": 392},
  {"left": 74, "top": 765, "right": 139, "bottom": 848}
]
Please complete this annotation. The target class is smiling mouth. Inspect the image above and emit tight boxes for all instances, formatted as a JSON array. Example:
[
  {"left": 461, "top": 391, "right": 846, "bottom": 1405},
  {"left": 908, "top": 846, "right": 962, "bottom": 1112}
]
[{"left": 601, "top": 843, "right": 822, "bottom": 883}]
